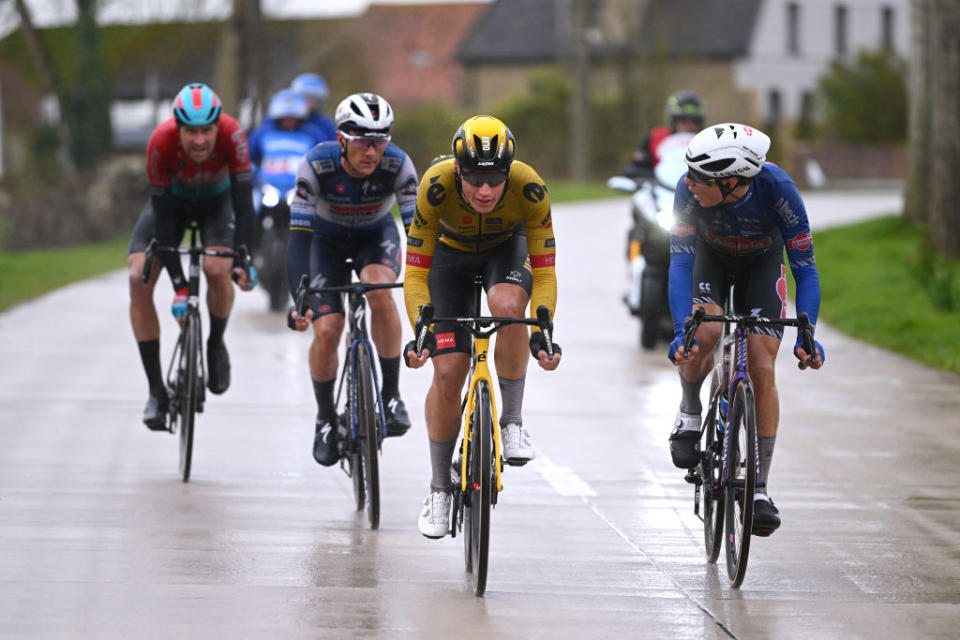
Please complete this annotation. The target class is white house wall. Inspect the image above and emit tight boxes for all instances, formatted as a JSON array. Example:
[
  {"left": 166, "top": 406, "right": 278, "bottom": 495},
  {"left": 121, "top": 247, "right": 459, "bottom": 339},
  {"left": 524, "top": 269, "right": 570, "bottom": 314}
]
[{"left": 734, "top": 0, "right": 911, "bottom": 121}]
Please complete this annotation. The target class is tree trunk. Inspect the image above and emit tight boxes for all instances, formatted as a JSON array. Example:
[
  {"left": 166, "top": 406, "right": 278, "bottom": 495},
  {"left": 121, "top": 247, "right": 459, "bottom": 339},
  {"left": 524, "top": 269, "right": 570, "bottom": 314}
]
[
  {"left": 217, "top": 0, "right": 265, "bottom": 126},
  {"left": 927, "top": 0, "right": 960, "bottom": 257},
  {"left": 72, "top": 0, "right": 112, "bottom": 169}
]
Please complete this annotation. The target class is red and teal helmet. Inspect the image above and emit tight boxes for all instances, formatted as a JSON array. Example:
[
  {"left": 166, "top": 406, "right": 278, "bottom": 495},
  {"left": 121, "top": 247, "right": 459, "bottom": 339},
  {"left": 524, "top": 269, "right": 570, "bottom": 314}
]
[{"left": 173, "top": 83, "right": 222, "bottom": 127}]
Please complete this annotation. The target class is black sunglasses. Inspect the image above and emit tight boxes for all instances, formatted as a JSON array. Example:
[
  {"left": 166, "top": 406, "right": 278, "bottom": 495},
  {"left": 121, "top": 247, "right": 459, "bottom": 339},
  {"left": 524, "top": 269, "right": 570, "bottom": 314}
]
[
  {"left": 460, "top": 170, "right": 509, "bottom": 187},
  {"left": 686, "top": 167, "right": 718, "bottom": 186}
]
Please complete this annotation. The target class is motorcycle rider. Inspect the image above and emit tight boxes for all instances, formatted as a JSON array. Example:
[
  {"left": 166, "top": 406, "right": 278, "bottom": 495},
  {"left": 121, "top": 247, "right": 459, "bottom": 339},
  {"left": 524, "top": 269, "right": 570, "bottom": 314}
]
[{"left": 290, "top": 73, "right": 338, "bottom": 142}]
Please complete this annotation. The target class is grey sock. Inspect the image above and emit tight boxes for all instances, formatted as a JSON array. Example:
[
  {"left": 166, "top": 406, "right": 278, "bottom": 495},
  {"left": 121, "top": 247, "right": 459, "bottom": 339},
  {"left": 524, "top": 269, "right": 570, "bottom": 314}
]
[
  {"left": 758, "top": 435, "right": 776, "bottom": 494},
  {"left": 429, "top": 437, "right": 457, "bottom": 492},
  {"left": 679, "top": 372, "right": 704, "bottom": 415},
  {"left": 498, "top": 376, "right": 525, "bottom": 427}
]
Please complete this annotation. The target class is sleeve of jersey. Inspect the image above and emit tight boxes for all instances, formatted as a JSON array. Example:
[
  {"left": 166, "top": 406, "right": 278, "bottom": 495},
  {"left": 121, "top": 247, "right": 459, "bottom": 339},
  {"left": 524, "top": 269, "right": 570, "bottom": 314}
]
[
  {"left": 776, "top": 181, "right": 821, "bottom": 328},
  {"left": 668, "top": 183, "right": 697, "bottom": 337},
  {"left": 403, "top": 190, "right": 440, "bottom": 331},
  {"left": 525, "top": 197, "right": 557, "bottom": 332},
  {"left": 286, "top": 160, "right": 319, "bottom": 296},
  {"left": 393, "top": 154, "right": 419, "bottom": 231}
]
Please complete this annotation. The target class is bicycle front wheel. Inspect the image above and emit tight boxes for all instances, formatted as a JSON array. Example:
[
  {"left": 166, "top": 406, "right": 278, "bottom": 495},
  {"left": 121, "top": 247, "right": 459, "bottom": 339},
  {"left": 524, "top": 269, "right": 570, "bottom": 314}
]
[
  {"left": 724, "top": 379, "right": 757, "bottom": 588},
  {"left": 177, "top": 313, "right": 201, "bottom": 483},
  {"left": 355, "top": 342, "right": 380, "bottom": 530},
  {"left": 702, "top": 369, "right": 725, "bottom": 564},
  {"left": 463, "top": 379, "right": 493, "bottom": 596}
]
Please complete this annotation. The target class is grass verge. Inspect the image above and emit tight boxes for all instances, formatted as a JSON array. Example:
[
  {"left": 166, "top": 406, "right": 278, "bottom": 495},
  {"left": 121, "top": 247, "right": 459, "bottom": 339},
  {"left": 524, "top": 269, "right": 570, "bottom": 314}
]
[
  {"left": 806, "top": 215, "right": 960, "bottom": 374},
  {"left": 0, "top": 235, "right": 128, "bottom": 312}
]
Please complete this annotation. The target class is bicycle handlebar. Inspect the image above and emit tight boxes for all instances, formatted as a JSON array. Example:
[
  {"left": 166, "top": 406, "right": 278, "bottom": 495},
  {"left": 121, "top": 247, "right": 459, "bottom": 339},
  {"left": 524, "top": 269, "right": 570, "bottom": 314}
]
[
  {"left": 682, "top": 307, "right": 817, "bottom": 370},
  {"left": 139, "top": 238, "right": 248, "bottom": 284},
  {"left": 293, "top": 275, "right": 404, "bottom": 318},
  {"left": 413, "top": 303, "right": 555, "bottom": 358}
]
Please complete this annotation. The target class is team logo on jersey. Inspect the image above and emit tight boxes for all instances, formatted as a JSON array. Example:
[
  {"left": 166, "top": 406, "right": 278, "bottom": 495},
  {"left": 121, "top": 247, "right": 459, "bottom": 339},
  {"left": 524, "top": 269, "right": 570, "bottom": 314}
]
[
  {"left": 487, "top": 217, "right": 502, "bottom": 225},
  {"left": 523, "top": 182, "right": 547, "bottom": 203},
  {"left": 539, "top": 211, "right": 552, "bottom": 229},
  {"left": 407, "top": 237, "right": 424, "bottom": 247},
  {"left": 381, "top": 239, "right": 397, "bottom": 256},
  {"left": 545, "top": 238, "right": 556, "bottom": 248},
  {"left": 787, "top": 233, "right": 813, "bottom": 251},
  {"left": 671, "top": 222, "right": 696, "bottom": 237},
  {"left": 231, "top": 129, "right": 249, "bottom": 164},
  {"left": 311, "top": 159, "right": 335, "bottom": 174},
  {"left": 336, "top": 183, "right": 346, "bottom": 194},
  {"left": 436, "top": 332, "right": 456, "bottom": 349},
  {"left": 427, "top": 182, "right": 445, "bottom": 206},
  {"left": 295, "top": 178, "right": 313, "bottom": 199},
  {"left": 505, "top": 270, "right": 523, "bottom": 284},
  {"left": 380, "top": 156, "right": 402, "bottom": 172},
  {"left": 401, "top": 175, "right": 418, "bottom": 196},
  {"left": 462, "top": 215, "right": 473, "bottom": 225}
]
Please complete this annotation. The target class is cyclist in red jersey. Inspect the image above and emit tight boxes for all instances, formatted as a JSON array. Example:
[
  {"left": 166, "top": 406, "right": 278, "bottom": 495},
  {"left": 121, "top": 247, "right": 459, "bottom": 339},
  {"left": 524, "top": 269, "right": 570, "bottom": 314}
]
[
  {"left": 626, "top": 91, "right": 706, "bottom": 178},
  {"left": 127, "top": 83, "right": 257, "bottom": 430}
]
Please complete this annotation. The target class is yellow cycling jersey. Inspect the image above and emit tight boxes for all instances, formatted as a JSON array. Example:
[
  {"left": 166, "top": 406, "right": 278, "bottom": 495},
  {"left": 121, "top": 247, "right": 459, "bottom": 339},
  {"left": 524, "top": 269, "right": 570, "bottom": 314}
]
[{"left": 404, "top": 157, "right": 557, "bottom": 331}]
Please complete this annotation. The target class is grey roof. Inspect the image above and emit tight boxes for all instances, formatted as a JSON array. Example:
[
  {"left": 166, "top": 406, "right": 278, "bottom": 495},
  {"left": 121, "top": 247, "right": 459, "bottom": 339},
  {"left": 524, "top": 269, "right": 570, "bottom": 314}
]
[
  {"left": 458, "top": 0, "right": 761, "bottom": 64},
  {"left": 458, "top": 0, "right": 559, "bottom": 64},
  {"left": 637, "top": 0, "right": 762, "bottom": 59}
]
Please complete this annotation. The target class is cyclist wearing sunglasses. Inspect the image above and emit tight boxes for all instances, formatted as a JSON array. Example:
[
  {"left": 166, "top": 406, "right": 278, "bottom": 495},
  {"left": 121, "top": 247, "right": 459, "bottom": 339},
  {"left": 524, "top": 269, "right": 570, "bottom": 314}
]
[
  {"left": 667, "top": 122, "right": 826, "bottom": 536},
  {"left": 286, "top": 93, "right": 420, "bottom": 467},
  {"left": 402, "top": 115, "right": 562, "bottom": 538}
]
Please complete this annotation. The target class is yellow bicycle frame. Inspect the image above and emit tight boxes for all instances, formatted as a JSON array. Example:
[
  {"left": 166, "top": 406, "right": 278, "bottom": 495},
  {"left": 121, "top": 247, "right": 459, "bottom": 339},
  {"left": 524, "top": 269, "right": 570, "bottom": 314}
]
[{"left": 459, "top": 334, "right": 503, "bottom": 493}]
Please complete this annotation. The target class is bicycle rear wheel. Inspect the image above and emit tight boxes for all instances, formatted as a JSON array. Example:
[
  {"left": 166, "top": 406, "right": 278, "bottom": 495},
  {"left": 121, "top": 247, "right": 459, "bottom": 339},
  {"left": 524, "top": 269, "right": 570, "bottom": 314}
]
[
  {"left": 177, "top": 313, "right": 201, "bottom": 483},
  {"left": 354, "top": 342, "right": 381, "bottom": 530},
  {"left": 463, "top": 380, "right": 492, "bottom": 596},
  {"left": 724, "top": 379, "right": 757, "bottom": 588},
  {"left": 702, "top": 370, "right": 725, "bottom": 563}
]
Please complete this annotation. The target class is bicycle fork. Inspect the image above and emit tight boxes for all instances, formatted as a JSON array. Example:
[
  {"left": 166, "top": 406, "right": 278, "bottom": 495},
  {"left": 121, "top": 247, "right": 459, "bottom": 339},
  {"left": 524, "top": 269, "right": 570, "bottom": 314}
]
[{"left": 460, "top": 336, "right": 502, "bottom": 496}]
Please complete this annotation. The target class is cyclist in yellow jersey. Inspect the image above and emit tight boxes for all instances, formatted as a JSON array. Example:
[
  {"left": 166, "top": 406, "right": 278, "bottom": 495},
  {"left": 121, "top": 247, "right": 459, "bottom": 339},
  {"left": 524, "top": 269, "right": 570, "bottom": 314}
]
[{"left": 403, "top": 115, "right": 561, "bottom": 538}]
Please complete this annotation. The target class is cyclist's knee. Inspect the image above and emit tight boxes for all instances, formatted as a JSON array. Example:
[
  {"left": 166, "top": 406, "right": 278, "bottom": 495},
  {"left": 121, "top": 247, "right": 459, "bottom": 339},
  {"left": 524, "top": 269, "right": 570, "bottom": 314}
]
[
  {"left": 365, "top": 288, "right": 396, "bottom": 315},
  {"left": 202, "top": 255, "right": 232, "bottom": 281},
  {"left": 312, "top": 315, "right": 343, "bottom": 345}
]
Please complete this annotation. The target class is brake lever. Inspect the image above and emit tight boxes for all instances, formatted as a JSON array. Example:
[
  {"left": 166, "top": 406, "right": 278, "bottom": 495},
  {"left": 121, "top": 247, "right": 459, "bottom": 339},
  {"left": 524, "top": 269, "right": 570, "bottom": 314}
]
[{"left": 536, "top": 305, "right": 554, "bottom": 359}]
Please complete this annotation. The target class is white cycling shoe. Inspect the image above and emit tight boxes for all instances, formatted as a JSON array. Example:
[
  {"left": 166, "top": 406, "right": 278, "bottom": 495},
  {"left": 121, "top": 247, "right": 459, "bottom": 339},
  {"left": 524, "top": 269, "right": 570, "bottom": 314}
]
[
  {"left": 501, "top": 423, "right": 535, "bottom": 465},
  {"left": 417, "top": 490, "right": 452, "bottom": 539}
]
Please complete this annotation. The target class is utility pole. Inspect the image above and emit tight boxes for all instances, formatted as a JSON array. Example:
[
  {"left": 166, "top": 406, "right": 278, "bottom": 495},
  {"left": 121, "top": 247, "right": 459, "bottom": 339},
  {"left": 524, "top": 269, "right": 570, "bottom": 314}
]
[{"left": 569, "top": 0, "right": 591, "bottom": 181}]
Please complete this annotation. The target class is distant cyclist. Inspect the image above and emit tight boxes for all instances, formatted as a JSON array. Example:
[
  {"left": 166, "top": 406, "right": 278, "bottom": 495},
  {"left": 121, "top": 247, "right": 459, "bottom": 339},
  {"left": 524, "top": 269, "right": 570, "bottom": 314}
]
[
  {"left": 667, "top": 122, "right": 825, "bottom": 537},
  {"left": 403, "top": 115, "right": 561, "bottom": 538},
  {"left": 128, "top": 83, "right": 257, "bottom": 430},
  {"left": 290, "top": 73, "right": 338, "bottom": 142},
  {"left": 286, "top": 93, "right": 419, "bottom": 467},
  {"left": 626, "top": 91, "right": 706, "bottom": 179}
]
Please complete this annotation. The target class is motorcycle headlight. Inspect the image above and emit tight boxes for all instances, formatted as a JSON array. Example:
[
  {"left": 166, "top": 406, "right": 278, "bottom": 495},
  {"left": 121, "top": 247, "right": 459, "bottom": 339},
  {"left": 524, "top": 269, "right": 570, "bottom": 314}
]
[
  {"left": 656, "top": 209, "right": 674, "bottom": 232},
  {"left": 285, "top": 189, "right": 296, "bottom": 206},
  {"left": 260, "top": 185, "right": 281, "bottom": 208}
]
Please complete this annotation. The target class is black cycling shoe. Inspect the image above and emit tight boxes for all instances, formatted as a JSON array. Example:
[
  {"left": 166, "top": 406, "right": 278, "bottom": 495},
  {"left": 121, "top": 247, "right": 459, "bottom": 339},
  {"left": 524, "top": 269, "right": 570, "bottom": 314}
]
[
  {"left": 752, "top": 496, "right": 781, "bottom": 536},
  {"left": 207, "top": 341, "right": 231, "bottom": 395},
  {"left": 313, "top": 415, "right": 340, "bottom": 467},
  {"left": 383, "top": 395, "right": 411, "bottom": 437},
  {"left": 669, "top": 411, "right": 701, "bottom": 468},
  {"left": 142, "top": 391, "right": 169, "bottom": 431}
]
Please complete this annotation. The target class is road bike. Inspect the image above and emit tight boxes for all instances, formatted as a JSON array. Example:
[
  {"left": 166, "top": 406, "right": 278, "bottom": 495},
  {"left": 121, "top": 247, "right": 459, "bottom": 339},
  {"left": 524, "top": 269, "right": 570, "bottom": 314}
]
[
  {"left": 294, "top": 270, "right": 403, "bottom": 530},
  {"left": 413, "top": 277, "right": 556, "bottom": 596},
  {"left": 141, "top": 222, "right": 249, "bottom": 483},
  {"left": 682, "top": 282, "right": 815, "bottom": 588}
]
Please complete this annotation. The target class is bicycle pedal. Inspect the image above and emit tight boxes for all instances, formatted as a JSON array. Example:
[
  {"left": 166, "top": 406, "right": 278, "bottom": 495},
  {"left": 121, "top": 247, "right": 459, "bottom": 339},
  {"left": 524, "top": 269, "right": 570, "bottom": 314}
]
[
  {"left": 684, "top": 470, "right": 702, "bottom": 485},
  {"left": 503, "top": 457, "right": 529, "bottom": 467}
]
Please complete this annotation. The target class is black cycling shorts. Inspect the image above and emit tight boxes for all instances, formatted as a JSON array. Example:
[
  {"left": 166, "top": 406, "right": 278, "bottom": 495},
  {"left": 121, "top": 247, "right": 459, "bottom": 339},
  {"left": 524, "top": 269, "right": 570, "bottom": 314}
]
[
  {"left": 306, "top": 218, "right": 402, "bottom": 318},
  {"left": 691, "top": 234, "right": 788, "bottom": 339},
  {"left": 128, "top": 193, "right": 234, "bottom": 254},
  {"left": 427, "top": 230, "right": 533, "bottom": 356}
]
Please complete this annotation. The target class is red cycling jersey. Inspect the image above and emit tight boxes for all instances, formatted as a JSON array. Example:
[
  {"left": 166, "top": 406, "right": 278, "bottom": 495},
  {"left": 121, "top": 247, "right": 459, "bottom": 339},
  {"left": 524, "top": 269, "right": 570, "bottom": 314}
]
[{"left": 146, "top": 115, "right": 251, "bottom": 199}]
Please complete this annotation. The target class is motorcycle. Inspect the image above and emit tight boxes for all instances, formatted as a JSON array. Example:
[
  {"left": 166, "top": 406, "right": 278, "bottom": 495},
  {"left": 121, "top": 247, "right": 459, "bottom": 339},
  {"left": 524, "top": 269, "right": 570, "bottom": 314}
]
[
  {"left": 253, "top": 183, "right": 293, "bottom": 312},
  {"left": 607, "top": 132, "right": 693, "bottom": 350}
]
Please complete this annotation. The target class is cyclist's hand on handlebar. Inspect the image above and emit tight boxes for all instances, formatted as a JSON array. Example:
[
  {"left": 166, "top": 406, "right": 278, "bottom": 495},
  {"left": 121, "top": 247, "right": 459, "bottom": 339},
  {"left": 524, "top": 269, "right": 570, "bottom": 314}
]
[
  {"left": 794, "top": 339, "right": 825, "bottom": 370},
  {"left": 171, "top": 287, "right": 188, "bottom": 321},
  {"left": 668, "top": 335, "right": 699, "bottom": 365},
  {"left": 403, "top": 335, "right": 434, "bottom": 369},
  {"left": 233, "top": 265, "right": 257, "bottom": 291},
  {"left": 286, "top": 305, "right": 314, "bottom": 331},
  {"left": 529, "top": 332, "right": 561, "bottom": 371}
]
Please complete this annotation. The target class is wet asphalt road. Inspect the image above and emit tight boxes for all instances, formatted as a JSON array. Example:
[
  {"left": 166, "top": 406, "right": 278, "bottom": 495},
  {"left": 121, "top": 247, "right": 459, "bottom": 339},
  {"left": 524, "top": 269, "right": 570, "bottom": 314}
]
[{"left": 2, "top": 189, "right": 959, "bottom": 639}]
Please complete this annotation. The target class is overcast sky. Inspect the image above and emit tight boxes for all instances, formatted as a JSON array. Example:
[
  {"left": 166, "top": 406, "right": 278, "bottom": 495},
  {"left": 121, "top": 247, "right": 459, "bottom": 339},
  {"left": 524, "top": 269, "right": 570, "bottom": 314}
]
[{"left": 0, "top": 0, "right": 490, "bottom": 38}]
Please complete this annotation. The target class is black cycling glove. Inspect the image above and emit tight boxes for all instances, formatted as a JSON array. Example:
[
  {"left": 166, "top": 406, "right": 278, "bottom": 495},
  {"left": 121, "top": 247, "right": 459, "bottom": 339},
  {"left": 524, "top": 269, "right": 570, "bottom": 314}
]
[{"left": 529, "top": 331, "right": 561, "bottom": 360}]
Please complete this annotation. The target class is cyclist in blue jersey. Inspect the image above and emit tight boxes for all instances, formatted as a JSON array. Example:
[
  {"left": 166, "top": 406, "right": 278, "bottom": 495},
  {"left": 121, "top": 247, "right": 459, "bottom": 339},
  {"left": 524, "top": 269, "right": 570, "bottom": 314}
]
[
  {"left": 248, "top": 89, "right": 329, "bottom": 200},
  {"left": 667, "top": 123, "right": 825, "bottom": 536},
  {"left": 285, "top": 93, "right": 419, "bottom": 467},
  {"left": 290, "top": 73, "right": 338, "bottom": 142}
]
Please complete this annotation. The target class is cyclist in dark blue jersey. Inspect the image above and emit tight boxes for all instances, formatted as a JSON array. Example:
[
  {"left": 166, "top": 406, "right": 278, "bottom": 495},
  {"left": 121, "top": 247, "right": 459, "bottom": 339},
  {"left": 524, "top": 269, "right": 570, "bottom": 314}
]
[
  {"left": 667, "top": 123, "right": 825, "bottom": 535},
  {"left": 285, "top": 93, "right": 419, "bottom": 467}
]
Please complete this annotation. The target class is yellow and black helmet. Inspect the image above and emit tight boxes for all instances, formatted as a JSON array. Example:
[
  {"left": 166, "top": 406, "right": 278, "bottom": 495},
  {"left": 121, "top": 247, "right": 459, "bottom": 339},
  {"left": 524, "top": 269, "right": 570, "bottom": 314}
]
[{"left": 452, "top": 115, "right": 516, "bottom": 171}]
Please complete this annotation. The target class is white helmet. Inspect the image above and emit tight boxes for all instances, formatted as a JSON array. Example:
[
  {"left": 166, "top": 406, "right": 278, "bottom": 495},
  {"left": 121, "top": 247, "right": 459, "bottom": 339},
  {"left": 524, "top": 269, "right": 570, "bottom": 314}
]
[
  {"left": 685, "top": 123, "right": 770, "bottom": 179},
  {"left": 334, "top": 93, "right": 394, "bottom": 136}
]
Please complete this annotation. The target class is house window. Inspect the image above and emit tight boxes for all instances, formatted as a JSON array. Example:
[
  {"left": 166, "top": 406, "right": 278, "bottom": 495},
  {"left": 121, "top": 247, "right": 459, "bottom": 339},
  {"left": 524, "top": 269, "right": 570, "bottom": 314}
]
[
  {"left": 787, "top": 3, "right": 800, "bottom": 56},
  {"left": 835, "top": 5, "right": 848, "bottom": 57},
  {"left": 882, "top": 6, "right": 895, "bottom": 50},
  {"left": 767, "top": 89, "right": 783, "bottom": 130}
]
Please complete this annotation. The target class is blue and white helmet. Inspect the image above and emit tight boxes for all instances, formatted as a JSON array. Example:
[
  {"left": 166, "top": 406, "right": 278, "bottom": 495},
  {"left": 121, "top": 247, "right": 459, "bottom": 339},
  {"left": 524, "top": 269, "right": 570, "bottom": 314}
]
[
  {"left": 685, "top": 123, "right": 770, "bottom": 179},
  {"left": 267, "top": 89, "right": 308, "bottom": 121},
  {"left": 291, "top": 73, "right": 329, "bottom": 101},
  {"left": 172, "top": 83, "right": 221, "bottom": 127}
]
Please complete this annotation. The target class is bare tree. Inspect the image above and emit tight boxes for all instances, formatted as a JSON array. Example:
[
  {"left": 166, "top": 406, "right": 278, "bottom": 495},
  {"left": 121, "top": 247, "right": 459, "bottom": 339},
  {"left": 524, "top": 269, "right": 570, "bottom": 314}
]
[{"left": 217, "top": 0, "right": 265, "bottom": 123}]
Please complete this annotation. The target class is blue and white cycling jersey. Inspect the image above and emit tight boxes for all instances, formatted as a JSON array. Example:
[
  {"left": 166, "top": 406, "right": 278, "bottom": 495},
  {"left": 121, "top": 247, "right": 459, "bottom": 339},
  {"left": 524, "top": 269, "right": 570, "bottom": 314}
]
[
  {"left": 289, "top": 141, "right": 418, "bottom": 234},
  {"left": 668, "top": 163, "right": 821, "bottom": 337},
  {"left": 248, "top": 120, "right": 329, "bottom": 194},
  {"left": 306, "top": 113, "right": 337, "bottom": 142}
]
